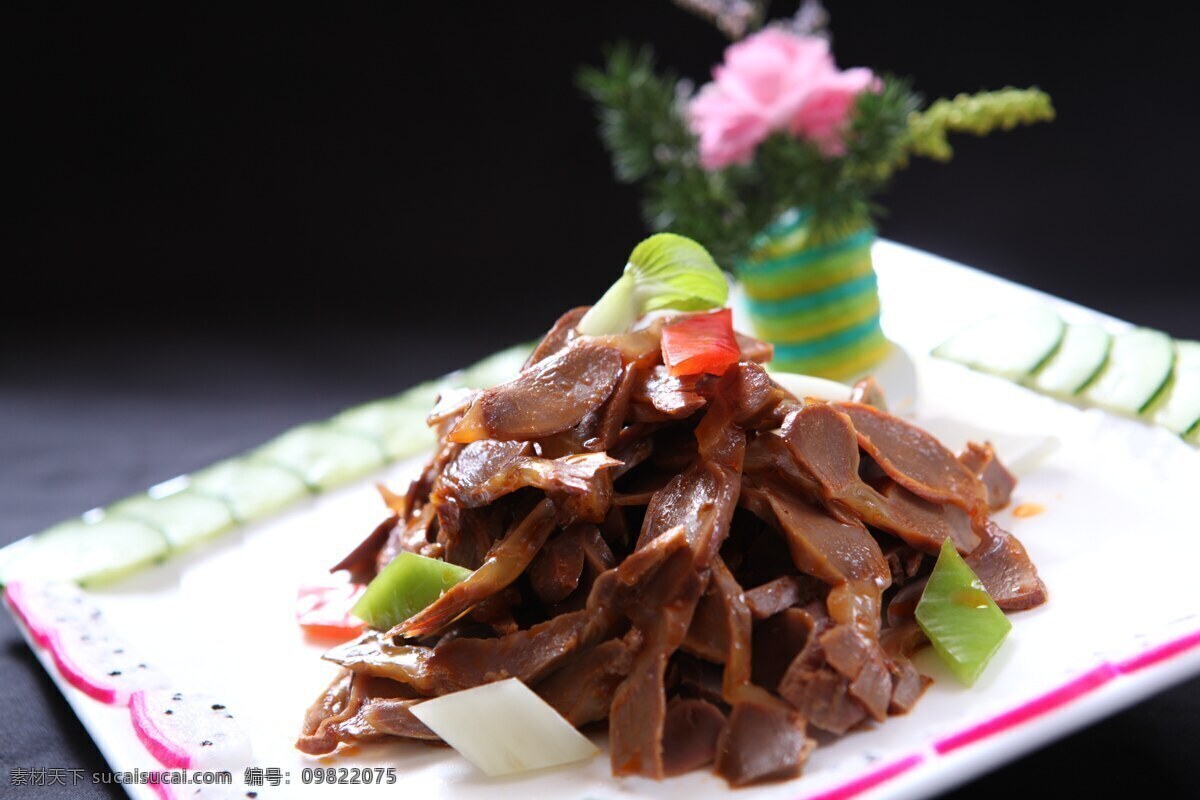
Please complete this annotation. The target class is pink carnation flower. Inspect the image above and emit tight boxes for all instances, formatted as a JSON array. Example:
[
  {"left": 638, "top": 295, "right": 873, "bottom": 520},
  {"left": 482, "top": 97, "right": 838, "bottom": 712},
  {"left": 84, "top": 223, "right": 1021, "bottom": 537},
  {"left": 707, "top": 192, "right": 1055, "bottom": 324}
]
[{"left": 687, "top": 28, "right": 876, "bottom": 169}]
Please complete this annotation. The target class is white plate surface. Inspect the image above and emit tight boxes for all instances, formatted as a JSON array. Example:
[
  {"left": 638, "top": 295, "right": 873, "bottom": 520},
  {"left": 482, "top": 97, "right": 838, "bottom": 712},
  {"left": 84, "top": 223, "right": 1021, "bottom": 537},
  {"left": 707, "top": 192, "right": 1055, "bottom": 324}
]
[{"left": 10, "top": 240, "right": 1200, "bottom": 800}]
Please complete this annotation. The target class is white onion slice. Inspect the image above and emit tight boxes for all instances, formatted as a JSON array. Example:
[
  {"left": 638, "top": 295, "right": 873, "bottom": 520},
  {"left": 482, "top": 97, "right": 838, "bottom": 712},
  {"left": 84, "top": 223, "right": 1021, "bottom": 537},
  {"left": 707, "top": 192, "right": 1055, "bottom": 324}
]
[
  {"left": 410, "top": 678, "right": 599, "bottom": 776},
  {"left": 769, "top": 371, "right": 854, "bottom": 404}
]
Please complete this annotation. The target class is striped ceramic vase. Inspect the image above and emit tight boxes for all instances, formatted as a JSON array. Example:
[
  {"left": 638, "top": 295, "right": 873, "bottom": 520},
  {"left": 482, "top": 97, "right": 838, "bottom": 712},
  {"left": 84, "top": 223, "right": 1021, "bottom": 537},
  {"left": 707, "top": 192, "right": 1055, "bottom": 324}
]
[{"left": 736, "top": 209, "right": 890, "bottom": 380}]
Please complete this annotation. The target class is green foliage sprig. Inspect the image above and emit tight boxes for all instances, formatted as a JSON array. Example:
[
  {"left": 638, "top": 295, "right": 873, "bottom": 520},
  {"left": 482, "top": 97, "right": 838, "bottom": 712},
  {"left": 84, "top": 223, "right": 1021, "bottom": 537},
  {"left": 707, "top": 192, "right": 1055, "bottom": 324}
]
[
  {"left": 579, "top": 43, "right": 1054, "bottom": 266},
  {"left": 905, "top": 88, "right": 1056, "bottom": 162}
]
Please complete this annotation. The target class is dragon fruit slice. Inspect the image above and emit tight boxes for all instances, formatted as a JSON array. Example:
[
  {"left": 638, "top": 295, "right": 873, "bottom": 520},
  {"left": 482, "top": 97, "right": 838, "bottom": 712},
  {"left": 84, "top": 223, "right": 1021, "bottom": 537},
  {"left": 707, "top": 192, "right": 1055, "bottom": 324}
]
[
  {"left": 49, "top": 627, "right": 171, "bottom": 705},
  {"left": 5, "top": 581, "right": 170, "bottom": 705},
  {"left": 131, "top": 689, "right": 253, "bottom": 770},
  {"left": 4, "top": 581, "right": 102, "bottom": 648}
]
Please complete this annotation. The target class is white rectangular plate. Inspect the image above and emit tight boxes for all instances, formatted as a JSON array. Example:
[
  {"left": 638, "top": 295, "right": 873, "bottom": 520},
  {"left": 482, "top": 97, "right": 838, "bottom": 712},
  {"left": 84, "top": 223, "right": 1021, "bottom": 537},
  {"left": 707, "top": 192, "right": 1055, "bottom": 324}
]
[{"left": 10, "top": 240, "right": 1200, "bottom": 800}]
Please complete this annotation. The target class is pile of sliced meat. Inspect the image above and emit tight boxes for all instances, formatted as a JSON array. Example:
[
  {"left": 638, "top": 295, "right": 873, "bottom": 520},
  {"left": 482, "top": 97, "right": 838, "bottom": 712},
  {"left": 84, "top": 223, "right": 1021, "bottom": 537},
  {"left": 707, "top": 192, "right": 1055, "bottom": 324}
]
[{"left": 297, "top": 307, "right": 1047, "bottom": 786}]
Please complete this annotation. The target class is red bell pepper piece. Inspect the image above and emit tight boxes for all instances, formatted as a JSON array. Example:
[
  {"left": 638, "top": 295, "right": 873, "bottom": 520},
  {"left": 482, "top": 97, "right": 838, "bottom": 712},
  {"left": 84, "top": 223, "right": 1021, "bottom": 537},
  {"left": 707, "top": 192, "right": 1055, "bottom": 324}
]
[
  {"left": 296, "top": 578, "right": 366, "bottom": 641},
  {"left": 661, "top": 307, "right": 741, "bottom": 377}
]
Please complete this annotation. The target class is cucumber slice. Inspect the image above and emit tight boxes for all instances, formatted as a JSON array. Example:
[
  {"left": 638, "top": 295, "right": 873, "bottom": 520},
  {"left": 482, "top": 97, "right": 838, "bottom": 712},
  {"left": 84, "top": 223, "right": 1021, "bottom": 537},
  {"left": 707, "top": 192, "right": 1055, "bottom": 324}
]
[
  {"left": 933, "top": 308, "right": 1065, "bottom": 381},
  {"left": 190, "top": 458, "right": 311, "bottom": 523},
  {"left": 1029, "top": 323, "right": 1111, "bottom": 396},
  {"left": 1187, "top": 421, "right": 1199, "bottom": 446},
  {"left": 1081, "top": 328, "right": 1175, "bottom": 415},
  {"left": 1150, "top": 341, "right": 1200, "bottom": 434},
  {"left": 249, "top": 425, "right": 386, "bottom": 492},
  {"left": 330, "top": 400, "right": 435, "bottom": 461},
  {"left": 0, "top": 518, "right": 169, "bottom": 587},
  {"left": 108, "top": 489, "right": 235, "bottom": 550}
]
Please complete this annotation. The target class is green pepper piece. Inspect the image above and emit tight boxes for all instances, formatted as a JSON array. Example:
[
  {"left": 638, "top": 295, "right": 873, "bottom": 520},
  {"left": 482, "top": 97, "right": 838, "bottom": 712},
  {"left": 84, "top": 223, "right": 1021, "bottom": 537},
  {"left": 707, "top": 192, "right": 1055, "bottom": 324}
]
[
  {"left": 915, "top": 538, "right": 1012, "bottom": 686},
  {"left": 352, "top": 552, "right": 473, "bottom": 632}
]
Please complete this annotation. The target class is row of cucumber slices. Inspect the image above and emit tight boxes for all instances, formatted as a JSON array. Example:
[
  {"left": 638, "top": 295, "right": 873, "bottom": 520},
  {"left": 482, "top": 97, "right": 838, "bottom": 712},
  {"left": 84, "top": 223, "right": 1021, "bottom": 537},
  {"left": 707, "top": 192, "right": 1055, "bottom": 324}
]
[
  {"left": 933, "top": 308, "right": 1200, "bottom": 444},
  {"left": 0, "top": 344, "right": 535, "bottom": 588}
]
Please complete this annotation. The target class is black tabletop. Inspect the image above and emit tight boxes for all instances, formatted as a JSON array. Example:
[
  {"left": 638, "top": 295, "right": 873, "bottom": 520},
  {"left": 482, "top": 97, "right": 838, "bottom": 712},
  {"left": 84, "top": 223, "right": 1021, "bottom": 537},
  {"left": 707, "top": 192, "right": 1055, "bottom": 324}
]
[{"left": 3, "top": 306, "right": 1198, "bottom": 799}]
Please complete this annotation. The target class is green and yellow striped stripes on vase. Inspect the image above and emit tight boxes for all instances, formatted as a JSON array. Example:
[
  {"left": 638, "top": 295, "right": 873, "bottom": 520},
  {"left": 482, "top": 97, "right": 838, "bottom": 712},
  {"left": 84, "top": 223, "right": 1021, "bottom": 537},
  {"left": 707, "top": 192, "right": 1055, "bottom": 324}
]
[{"left": 735, "top": 209, "right": 890, "bottom": 380}]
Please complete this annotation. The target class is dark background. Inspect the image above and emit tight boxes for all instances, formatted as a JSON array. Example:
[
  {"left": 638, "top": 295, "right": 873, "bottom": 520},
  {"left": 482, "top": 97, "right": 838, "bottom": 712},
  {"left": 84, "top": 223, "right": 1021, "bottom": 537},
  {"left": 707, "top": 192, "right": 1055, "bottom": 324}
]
[{"left": 4, "top": 2, "right": 1197, "bottom": 797}]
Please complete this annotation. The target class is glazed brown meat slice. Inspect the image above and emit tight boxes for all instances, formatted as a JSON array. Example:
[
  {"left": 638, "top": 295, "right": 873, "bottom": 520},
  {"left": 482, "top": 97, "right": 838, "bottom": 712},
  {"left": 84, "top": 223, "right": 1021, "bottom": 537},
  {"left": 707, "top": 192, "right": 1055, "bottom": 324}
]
[
  {"left": 814, "top": 625, "right": 891, "bottom": 722},
  {"left": 297, "top": 670, "right": 357, "bottom": 754},
  {"left": 880, "top": 540, "right": 925, "bottom": 587},
  {"left": 548, "top": 457, "right": 620, "bottom": 526},
  {"left": 392, "top": 499, "right": 559, "bottom": 638},
  {"left": 580, "top": 524, "right": 617, "bottom": 575},
  {"left": 320, "top": 633, "right": 438, "bottom": 695},
  {"left": 296, "top": 673, "right": 436, "bottom": 755},
  {"left": 663, "top": 699, "right": 728, "bottom": 776},
  {"left": 771, "top": 603, "right": 872, "bottom": 735},
  {"left": 528, "top": 523, "right": 590, "bottom": 605},
  {"left": 630, "top": 365, "right": 707, "bottom": 421},
  {"left": 361, "top": 697, "right": 440, "bottom": 741},
  {"left": 708, "top": 558, "right": 765, "bottom": 694},
  {"left": 847, "top": 650, "right": 892, "bottom": 722},
  {"left": 584, "top": 363, "right": 641, "bottom": 452},
  {"left": 436, "top": 501, "right": 502, "bottom": 570},
  {"left": 437, "top": 441, "right": 621, "bottom": 510},
  {"left": 735, "top": 331, "right": 774, "bottom": 364},
  {"left": 878, "top": 480, "right": 981, "bottom": 555},
  {"left": 636, "top": 461, "right": 742, "bottom": 569},
  {"left": 836, "top": 402, "right": 989, "bottom": 518},
  {"left": 743, "top": 430, "right": 823, "bottom": 499},
  {"left": 778, "top": 664, "right": 867, "bottom": 735},
  {"left": 965, "top": 522, "right": 1048, "bottom": 611},
  {"left": 885, "top": 577, "right": 928, "bottom": 627},
  {"left": 746, "top": 478, "right": 889, "bottom": 636},
  {"left": 535, "top": 630, "right": 643, "bottom": 726},
  {"left": 751, "top": 607, "right": 821, "bottom": 691},
  {"left": 468, "top": 585, "right": 521, "bottom": 634},
  {"left": 700, "top": 558, "right": 816, "bottom": 787},
  {"left": 674, "top": 653, "right": 727, "bottom": 708},
  {"left": 418, "top": 437, "right": 463, "bottom": 493},
  {"left": 849, "top": 376, "right": 888, "bottom": 410},
  {"left": 378, "top": 503, "right": 440, "bottom": 572},
  {"left": 449, "top": 343, "right": 624, "bottom": 442},
  {"left": 428, "top": 608, "right": 612, "bottom": 694},
  {"left": 524, "top": 306, "right": 589, "bottom": 367},
  {"left": 887, "top": 657, "right": 932, "bottom": 715},
  {"left": 613, "top": 466, "right": 740, "bottom": 779},
  {"left": 743, "top": 576, "right": 812, "bottom": 620},
  {"left": 717, "top": 362, "right": 781, "bottom": 425},
  {"left": 609, "top": 547, "right": 705, "bottom": 778},
  {"left": 819, "top": 624, "right": 875, "bottom": 678},
  {"left": 879, "top": 619, "right": 930, "bottom": 661},
  {"left": 781, "top": 404, "right": 980, "bottom": 555},
  {"left": 682, "top": 576, "right": 732, "bottom": 664},
  {"left": 435, "top": 440, "right": 530, "bottom": 507},
  {"left": 959, "top": 441, "right": 1017, "bottom": 510},
  {"left": 714, "top": 700, "right": 813, "bottom": 786},
  {"left": 437, "top": 526, "right": 692, "bottom": 690},
  {"left": 695, "top": 401, "right": 748, "bottom": 473}
]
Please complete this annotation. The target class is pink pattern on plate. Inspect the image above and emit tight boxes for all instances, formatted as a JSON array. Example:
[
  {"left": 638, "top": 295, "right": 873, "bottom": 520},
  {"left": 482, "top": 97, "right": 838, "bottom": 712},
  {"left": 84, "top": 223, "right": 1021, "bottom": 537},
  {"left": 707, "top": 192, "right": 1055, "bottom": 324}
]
[
  {"left": 1115, "top": 628, "right": 1200, "bottom": 675},
  {"left": 800, "top": 753, "right": 925, "bottom": 800},
  {"left": 935, "top": 664, "right": 1119, "bottom": 754}
]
